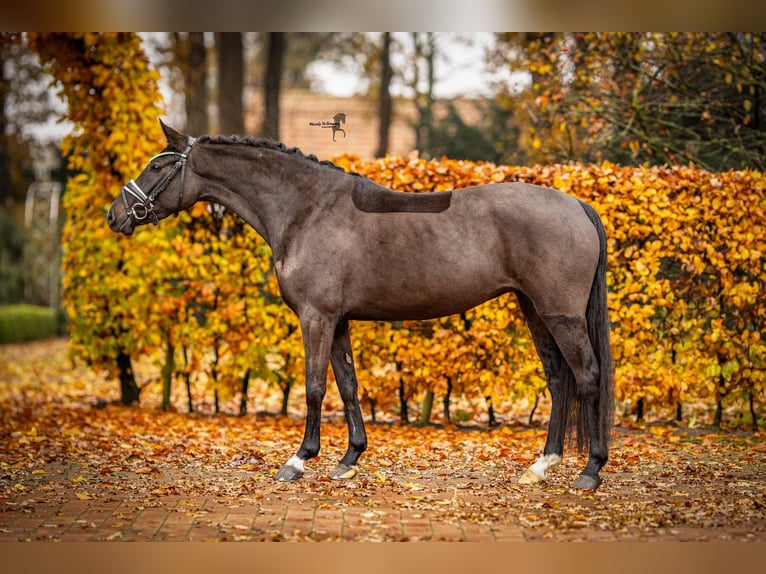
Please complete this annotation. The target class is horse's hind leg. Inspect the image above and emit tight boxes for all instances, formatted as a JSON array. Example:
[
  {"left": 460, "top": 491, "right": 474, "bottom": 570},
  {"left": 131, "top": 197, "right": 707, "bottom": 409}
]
[
  {"left": 516, "top": 293, "right": 566, "bottom": 484},
  {"left": 543, "top": 313, "right": 607, "bottom": 489},
  {"left": 328, "top": 320, "right": 367, "bottom": 480}
]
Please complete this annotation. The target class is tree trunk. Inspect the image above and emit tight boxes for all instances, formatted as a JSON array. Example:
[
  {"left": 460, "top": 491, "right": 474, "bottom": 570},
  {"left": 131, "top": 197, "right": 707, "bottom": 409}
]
[
  {"left": 280, "top": 379, "right": 291, "bottom": 416},
  {"left": 117, "top": 350, "right": 140, "bottom": 406},
  {"left": 411, "top": 33, "right": 436, "bottom": 155},
  {"left": 178, "top": 32, "right": 208, "bottom": 136},
  {"left": 486, "top": 395, "right": 498, "bottom": 427},
  {"left": 239, "top": 368, "right": 250, "bottom": 416},
  {"left": 671, "top": 347, "right": 682, "bottom": 422},
  {"left": 528, "top": 392, "right": 540, "bottom": 426},
  {"left": 185, "top": 373, "right": 193, "bottom": 413},
  {"left": 160, "top": 337, "right": 174, "bottom": 411},
  {"left": 714, "top": 371, "right": 726, "bottom": 428},
  {"left": 399, "top": 375, "right": 408, "bottom": 423},
  {"left": 749, "top": 389, "right": 758, "bottom": 432},
  {"left": 211, "top": 345, "right": 220, "bottom": 414},
  {"left": 713, "top": 399, "right": 723, "bottom": 428},
  {"left": 369, "top": 397, "right": 377, "bottom": 423},
  {"left": 0, "top": 46, "right": 10, "bottom": 206},
  {"left": 375, "top": 32, "right": 393, "bottom": 158},
  {"left": 636, "top": 397, "right": 645, "bottom": 423},
  {"left": 442, "top": 376, "right": 452, "bottom": 423},
  {"left": 262, "top": 32, "right": 286, "bottom": 140},
  {"left": 182, "top": 345, "right": 193, "bottom": 413},
  {"left": 215, "top": 32, "right": 244, "bottom": 134},
  {"left": 420, "top": 390, "right": 434, "bottom": 424}
]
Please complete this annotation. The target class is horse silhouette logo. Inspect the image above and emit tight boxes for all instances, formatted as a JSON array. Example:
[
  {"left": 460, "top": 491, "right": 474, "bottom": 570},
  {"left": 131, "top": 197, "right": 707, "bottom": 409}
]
[
  {"left": 332, "top": 113, "right": 346, "bottom": 141},
  {"left": 309, "top": 113, "right": 347, "bottom": 141}
]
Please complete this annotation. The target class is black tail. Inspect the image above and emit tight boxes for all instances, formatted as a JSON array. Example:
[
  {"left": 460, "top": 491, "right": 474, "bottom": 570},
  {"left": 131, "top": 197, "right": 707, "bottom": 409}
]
[{"left": 579, "top": 200, "right": 615, "bottom": 450}]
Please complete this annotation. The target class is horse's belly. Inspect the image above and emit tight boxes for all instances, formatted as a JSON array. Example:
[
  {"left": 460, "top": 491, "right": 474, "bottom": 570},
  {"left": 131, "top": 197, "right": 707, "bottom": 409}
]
[{"left": 344, "top": 261, "right": 512, "bottom": 321}]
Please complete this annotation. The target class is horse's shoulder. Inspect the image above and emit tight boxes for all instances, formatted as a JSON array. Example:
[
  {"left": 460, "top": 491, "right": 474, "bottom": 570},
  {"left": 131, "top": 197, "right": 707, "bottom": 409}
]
[{"left": 351, "top": 179, "right": 452, "bottom": 214}]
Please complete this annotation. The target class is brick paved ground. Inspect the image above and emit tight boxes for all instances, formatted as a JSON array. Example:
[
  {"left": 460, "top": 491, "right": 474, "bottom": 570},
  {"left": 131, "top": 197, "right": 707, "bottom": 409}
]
[
  {"left": 2, "top": 492, "right": 763, "bottom": 542},
  {"left": 2, "top": 453, "right": 764, "bottom": 542},
  {"left": 0, "top": 492, "right": 751, "bottom": 542}
]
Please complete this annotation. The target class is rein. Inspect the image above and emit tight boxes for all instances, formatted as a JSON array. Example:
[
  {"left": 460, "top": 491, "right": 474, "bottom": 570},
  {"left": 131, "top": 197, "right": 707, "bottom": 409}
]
[{"left": 121, "top": 136, "right": 197, "bottom": 225}]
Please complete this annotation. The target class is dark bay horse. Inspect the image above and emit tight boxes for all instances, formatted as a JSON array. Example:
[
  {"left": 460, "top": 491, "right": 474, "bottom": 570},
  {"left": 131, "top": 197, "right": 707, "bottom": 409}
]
[{"left": 107, "top": 120, "right": 614, "bottom": 489}]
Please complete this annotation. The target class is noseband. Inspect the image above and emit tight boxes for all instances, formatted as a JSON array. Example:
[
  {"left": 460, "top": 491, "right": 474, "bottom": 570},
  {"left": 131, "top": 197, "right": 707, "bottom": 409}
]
[{"left": 121, "top": 136, "right": 197, "bottom": 225}]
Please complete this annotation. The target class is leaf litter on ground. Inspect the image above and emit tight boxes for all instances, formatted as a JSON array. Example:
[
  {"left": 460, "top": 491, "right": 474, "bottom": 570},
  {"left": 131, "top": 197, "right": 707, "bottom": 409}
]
[{"left": 1, "top": 338, "right": 764, "bottom": 541}]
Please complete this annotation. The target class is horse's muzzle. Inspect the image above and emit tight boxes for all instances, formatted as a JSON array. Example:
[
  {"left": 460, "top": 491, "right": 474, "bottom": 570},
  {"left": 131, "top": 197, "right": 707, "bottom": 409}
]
[{"left": 106, "top": 203, "right": 135, "bottom": 236}]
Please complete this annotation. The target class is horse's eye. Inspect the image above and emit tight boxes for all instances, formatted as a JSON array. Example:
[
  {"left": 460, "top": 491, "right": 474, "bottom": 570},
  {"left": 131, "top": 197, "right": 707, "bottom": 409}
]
[{"left": 151, "top": 163, "right": 161, "bottom": 170}]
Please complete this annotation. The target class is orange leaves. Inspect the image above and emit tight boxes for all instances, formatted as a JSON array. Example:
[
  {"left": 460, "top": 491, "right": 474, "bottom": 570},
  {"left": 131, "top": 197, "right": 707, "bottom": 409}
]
[{"left": 345, "top": 153, "right": 515, "bottom": 196}]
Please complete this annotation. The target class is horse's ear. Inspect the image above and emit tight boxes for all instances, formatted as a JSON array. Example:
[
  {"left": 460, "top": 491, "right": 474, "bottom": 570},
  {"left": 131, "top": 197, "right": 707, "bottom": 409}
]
[{"left": 159, "top": 119, "right": 188, "bottom": 151}]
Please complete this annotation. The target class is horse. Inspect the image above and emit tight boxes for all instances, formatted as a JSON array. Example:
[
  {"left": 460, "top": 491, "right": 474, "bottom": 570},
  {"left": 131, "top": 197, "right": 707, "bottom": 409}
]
[{"left": 107, "top": 120, "right": 614, "bottom": 490}]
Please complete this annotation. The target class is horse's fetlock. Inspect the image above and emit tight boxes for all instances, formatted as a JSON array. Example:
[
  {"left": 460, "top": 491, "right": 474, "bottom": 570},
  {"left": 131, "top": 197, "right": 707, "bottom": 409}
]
[{"left": 350, "top": 437, "right": 367, "bottom": 454}]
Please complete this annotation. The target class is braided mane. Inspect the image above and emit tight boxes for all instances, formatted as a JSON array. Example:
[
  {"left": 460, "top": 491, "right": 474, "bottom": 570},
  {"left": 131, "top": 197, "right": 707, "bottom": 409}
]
[{"left": 198, "top": 134, "right": 355, "bottom": 175}]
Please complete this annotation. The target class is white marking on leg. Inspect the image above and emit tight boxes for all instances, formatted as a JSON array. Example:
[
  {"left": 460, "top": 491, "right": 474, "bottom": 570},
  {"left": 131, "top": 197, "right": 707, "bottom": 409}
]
[
  {"left": 285, "top": 455, "right": 305, "bottom": 473},
  {"left": 529, "top": 453, "right": 561, "bottom": 480},
  {"left": 519, "top": 453, "right": 562, "bottom": 484}
]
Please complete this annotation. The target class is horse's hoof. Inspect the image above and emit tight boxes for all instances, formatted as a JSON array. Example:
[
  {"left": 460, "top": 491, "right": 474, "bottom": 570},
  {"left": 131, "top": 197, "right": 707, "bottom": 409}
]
[
  {"left": 572, "top": 473, "right": 602, "bottom": 490},
  {"left": 329, "top": 463, "right": 358, "bottom": 480},
  {"left": 274, "top": 464, "right": 304, "bottom": 482},
  {"left": 518, "top": 468, "right": 544, "bottom": 485}
]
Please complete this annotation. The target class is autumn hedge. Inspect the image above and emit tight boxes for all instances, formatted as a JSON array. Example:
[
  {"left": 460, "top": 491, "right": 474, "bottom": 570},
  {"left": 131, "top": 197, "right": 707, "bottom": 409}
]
[{"left": 30, "top": 34, "right": 764, "bottom": 427}]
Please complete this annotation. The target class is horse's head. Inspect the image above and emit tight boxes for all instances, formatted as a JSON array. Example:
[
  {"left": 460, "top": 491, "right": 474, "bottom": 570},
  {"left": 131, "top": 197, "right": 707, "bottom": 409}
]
[{"left": 107, "top": 120, "right": 198, "bottom": 236}]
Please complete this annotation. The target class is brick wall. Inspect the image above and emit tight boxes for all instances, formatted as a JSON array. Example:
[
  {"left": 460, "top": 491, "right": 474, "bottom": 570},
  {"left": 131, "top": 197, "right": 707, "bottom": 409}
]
[{"left": 245, "top": 89, "right": 483, "bottom": 161}]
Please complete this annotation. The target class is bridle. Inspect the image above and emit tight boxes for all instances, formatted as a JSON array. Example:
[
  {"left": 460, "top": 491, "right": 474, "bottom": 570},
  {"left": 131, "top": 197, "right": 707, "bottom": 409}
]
[{"left": 121, "top": 136, "right": 197, "bottom": 225}]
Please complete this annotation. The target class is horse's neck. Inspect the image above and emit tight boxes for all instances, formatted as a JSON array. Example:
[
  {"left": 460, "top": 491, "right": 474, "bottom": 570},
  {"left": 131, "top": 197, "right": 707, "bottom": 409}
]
[{"left": 196, "top": 145, "right": 347, "bottom": 253}]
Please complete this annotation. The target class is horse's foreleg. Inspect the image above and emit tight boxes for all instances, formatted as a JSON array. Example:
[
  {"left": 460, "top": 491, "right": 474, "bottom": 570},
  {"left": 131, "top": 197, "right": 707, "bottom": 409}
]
[
  {"left": 275, "top": 312, "right": 335, "bottom": 482},
  {"left": 328, "top": 321, "right": 367, "bottom": 480}
]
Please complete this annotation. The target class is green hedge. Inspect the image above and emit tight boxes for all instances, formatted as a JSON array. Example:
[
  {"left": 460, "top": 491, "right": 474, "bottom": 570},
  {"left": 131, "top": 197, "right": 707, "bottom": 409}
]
[{"left": 0, "top": 304, "right": 62, "bottom": 344}]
